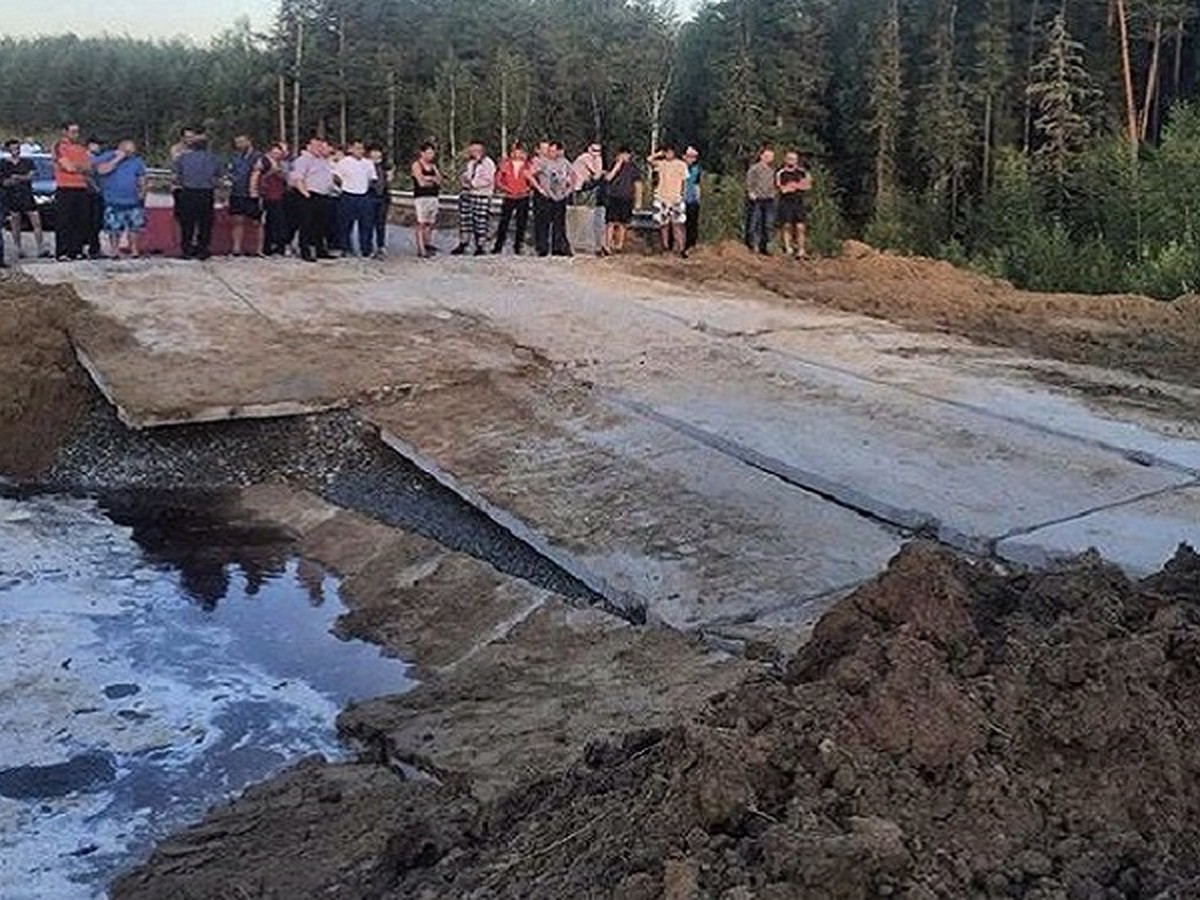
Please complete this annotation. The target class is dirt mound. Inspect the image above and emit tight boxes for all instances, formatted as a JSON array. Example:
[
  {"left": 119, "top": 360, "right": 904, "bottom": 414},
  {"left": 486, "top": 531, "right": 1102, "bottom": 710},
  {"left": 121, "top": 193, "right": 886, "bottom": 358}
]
[
  {"left": 385, "top": 542, "right": 1200, "bottom": 898},
  {"left": 628, "top": 241, "right": 1200, "bottom": 389},
  {"left": 0, "top": 275, "right": 91, "bottom": 478},
  {"left": 114, "top": 542, "right": 1200, "bottom": 899}
]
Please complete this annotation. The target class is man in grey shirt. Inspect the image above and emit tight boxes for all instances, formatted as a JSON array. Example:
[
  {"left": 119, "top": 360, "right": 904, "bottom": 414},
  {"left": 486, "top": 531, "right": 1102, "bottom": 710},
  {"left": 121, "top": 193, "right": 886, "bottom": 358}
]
[
  {"left": 290, "top": 135, "right": 336, "bottom": 261},
  {"left": 171, "top": 130, "right": 220, "bottom": 260},
  {"left": 531, "top": 141, "right": 574, "bottom": 257},
  {"left": 744, "top": 145, "right": 777, "bottom": 255}
]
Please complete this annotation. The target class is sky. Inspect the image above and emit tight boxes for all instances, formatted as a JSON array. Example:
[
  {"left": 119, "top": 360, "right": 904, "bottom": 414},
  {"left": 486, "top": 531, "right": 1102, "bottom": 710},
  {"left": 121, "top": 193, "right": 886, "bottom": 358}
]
[
  {"left": 9, "top": 0, "right": 280, "bottom": 41},
  {"left": 6, "top": 0, "right": 699, "bottom": 43}
]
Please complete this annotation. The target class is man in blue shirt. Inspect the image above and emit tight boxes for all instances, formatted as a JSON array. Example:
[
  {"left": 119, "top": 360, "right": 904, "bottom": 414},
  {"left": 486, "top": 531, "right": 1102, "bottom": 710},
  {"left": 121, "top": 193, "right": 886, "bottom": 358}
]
[
  {"left": 172, "top": 130, "right": 220, "bottom": 260},
  {"left": 228, "top": 134, "right": 263, "bottom": 256},
  {"left": 94, "top": 140, "right": 148, "bottom": 258},
  {"left": 683, "top": 146, "right": 702, "bottom": 252}
]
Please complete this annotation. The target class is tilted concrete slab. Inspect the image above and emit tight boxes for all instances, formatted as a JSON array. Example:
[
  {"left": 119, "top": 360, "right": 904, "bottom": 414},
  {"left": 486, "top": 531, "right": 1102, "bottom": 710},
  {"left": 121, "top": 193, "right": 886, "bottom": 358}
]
[
  {"left": 589, "top": 343, "right": 1193, "bottom": 551},
  {"left": 365, "top": 372, "right": 903, "bottom": 630},
  {"left": 995, "top": 485, "right": 1200, "bottom": 577}
]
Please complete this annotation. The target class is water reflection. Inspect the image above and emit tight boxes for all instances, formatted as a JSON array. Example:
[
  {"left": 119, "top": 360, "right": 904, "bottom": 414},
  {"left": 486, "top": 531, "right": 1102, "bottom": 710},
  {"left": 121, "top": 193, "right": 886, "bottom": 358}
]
[{"left": 0, "top": 491, "right": 411, "bottom": 899}]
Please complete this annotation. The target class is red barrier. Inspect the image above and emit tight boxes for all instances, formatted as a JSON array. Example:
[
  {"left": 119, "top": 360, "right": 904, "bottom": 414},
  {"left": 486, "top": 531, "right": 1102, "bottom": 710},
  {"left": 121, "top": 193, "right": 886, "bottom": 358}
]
[{"left": 142, "top": 205, "right": 258, "bottom": 256}]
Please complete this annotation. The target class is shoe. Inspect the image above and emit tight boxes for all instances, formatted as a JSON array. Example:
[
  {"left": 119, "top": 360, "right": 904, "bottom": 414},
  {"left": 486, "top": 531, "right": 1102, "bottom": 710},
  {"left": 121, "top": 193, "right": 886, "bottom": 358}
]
[
  {"left": 0, "top": 261, "right": 8, "bottom": 269},
  {"left": 317, "top": 252, "right": 336, "bottom": 260},
  {"left": 679, "top": 250, "right": 688, "bottom": 259},
  {"left": 450, "top": 243, "right": 467, "bottom": 256},
  {"left": 301, "top": 252, "right": 317, "bottom": 263},
  {"left": 474, "top": 246, "right": 486, "bottom": 256},
  {"left": 513, "top": 247, "right": 523, "bottom": 256},
  {"left": 39, "top": 249, "right": 52, "bottom": 259}
]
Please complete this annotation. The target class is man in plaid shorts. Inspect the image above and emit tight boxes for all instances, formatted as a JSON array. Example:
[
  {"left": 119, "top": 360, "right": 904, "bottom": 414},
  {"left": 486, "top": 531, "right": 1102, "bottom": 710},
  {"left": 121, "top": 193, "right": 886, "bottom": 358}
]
[
  {"left": 648, "top": 144, "right": 689, "bottom": 258},
  {"left": 451, "top": 141, "right": 496, "bottom": 256}
]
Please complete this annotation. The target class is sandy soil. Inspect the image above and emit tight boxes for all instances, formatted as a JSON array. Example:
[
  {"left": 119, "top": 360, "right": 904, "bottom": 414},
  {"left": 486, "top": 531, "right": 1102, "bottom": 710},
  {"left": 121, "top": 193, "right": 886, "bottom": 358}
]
[
  {"left": 627, "top": 241, "right": 1200, "bottom": 393},
  {"left": 0, "top": 276, "right": 91, "bottom": 477},
  {"left": 112, "top": 542, "right": 1200, "bottom": 898}
]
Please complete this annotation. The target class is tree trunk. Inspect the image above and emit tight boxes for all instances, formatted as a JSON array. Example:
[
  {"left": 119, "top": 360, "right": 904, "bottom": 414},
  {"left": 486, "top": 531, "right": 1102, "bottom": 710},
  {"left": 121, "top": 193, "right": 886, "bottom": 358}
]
[
  {"left": 277, "top": 73, "right": 287, "bottom": 145},
  {"left": 1023, "top": 0, "right": 1039, "bottom": 154},
  {"left": 1173, "top": 18, "right": 1184, "bottom": 97},
  {"left": 1140, "top": 16, "right": 1163, "bottom": 142},
  {"left": 387, "top": 70, "right": 397, "bottom": 163},
  {"left": 1114, "top": 0, "right": 1138, "bottom": 164},
  {"left": 291, "top": 18, "right": 303, "bottom": 154},
  {"left": 337, "top": 14, "right": 348, "bottom": 147},
  {"left": 982, "top": 91, "right": 993, "bottom": 194},
  {"left": 448, "top": 73, "right": 458, "bottom": 159},
  {"left": 499, "top": 64, "right": 509, "bottom": 156}
]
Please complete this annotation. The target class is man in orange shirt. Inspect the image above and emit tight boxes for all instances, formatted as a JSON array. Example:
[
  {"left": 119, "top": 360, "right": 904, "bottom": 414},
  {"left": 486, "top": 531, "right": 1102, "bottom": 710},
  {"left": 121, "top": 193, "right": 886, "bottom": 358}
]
[{"left": 52, "top": 122, "right": 93, "bottom": 260}]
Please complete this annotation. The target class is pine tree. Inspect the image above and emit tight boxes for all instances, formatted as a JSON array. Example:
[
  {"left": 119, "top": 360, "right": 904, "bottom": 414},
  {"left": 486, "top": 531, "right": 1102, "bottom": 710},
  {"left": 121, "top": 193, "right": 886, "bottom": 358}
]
[{"left": 1027, "top": 12, "right": 1095, "bottom": 207}]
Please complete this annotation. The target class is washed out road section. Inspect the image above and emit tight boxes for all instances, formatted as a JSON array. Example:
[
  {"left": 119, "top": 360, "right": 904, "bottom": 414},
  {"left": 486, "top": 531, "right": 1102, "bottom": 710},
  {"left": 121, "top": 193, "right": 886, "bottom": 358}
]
[{"left": 32, "top": 256, "right": 1200, "bottom": 622}]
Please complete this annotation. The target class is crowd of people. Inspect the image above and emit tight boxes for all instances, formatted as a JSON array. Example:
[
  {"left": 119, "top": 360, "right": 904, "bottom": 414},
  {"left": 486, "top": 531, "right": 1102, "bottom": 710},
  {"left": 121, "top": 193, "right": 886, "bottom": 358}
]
[{"left": 0, "top": 121, "right": 815, "bottom": 268}]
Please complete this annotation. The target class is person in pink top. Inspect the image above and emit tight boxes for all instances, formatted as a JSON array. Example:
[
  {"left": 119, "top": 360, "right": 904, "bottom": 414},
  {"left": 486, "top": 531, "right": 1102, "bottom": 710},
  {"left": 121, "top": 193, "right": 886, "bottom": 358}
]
[{"left": 492, "top": 142, "right": 531, "bottom": 255}]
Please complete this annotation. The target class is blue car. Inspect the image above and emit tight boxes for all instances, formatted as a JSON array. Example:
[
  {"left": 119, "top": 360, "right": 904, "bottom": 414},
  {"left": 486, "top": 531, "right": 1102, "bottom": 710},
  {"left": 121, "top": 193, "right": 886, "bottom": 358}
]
[{"left": 27, "top": 153, "right": 57, "bottom": 230}]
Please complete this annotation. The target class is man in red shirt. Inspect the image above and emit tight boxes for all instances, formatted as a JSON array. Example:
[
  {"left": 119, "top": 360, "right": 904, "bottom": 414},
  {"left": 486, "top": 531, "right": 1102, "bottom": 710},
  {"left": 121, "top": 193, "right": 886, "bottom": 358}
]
[
  {"left": 492, "top": 142, "right": 531, "bottom": 255},
  {"left": 53, "top": 122, "right": 93, "bottom": 260}
]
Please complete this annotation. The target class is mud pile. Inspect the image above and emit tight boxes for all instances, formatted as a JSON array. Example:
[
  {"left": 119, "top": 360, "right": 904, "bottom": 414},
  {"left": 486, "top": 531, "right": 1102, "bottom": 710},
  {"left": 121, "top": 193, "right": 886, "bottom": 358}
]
[
  {"left": 115, "top": 542, "right": 1200, "bottom": 899},
  {"left": 630, "top": 242, "right": 1200, "bottom": 390},
  {"left": 0, "top": 277, "right": 90, "bottom": 478}
]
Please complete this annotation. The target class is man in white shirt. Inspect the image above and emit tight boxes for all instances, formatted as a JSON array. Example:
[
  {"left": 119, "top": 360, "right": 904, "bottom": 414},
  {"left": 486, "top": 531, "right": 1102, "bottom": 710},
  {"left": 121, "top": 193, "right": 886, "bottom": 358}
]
[
  {"left": 333, "top": 139, "right": 379, "bottom": 257},
  {"left": 451, "top": 141, "right": 496, "bottom": 256}
]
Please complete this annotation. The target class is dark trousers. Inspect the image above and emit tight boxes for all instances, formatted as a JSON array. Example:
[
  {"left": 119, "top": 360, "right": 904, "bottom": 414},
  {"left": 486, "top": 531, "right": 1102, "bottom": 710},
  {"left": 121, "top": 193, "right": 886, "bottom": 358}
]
[
  {"left": 298, "top": 193, "right": 335, "bottom": 259},
  {"left": 338, "top": 193, "right": 375, "bottom": 256},
  {"left": 374, "top": 196, "right": 389, "bottom": 252},
  {"left": 263, "top": 199, "right": 287, "bottom": 255},
  {"left": 177, "top": 189, "right": 214, "bottom": 258},
  {"left": 533, "top": 196, "right": 571, "bottom": 256},
  {"left": 283, "top": 190, "right": 302, "bottom": 248},
  {"left": 745, "top": 198, "right": 775, "bottom": 253},
  {"left": 55, "top": 188, "right": 91, "bottom": 259},
  {"left": 87, "top": 191, "right": 103, "bottom": 257},
  {"left": 685, "top": 201, "right": 700, "bottom": 250},
  {"left": 0, "top": 192, "right": 6, "bottom": 263},
  {"left": 493, "top": 196, "right": 529, "bottom": 252}
]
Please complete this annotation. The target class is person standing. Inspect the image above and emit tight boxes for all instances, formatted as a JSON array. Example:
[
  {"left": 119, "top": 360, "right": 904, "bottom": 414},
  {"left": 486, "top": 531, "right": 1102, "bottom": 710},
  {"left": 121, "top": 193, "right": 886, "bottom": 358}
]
[
  {"left": 290, "top": 135, "right": 337, "bottom": 262},
  {"left": 775, "top": 151, "right": 813, "bottom": 259},
  {"left": 85, "top": 136, "right": 107, "bottom": 259},
  {"left": 492, "top": 142, "right": 531, "bottom": 255},
  {"left": 530, "top": 141, "right": 574, "bottom": 257},
  {"left": 172, "top": 130, "right": 220, "bottom": 260},
  {"left": 745, "top": 145, "right": 777, "bottom": 255},
  {"left": 228, "top": 135, "right": 264, "bottom": 256},
  {"left": 1, "top": 139, "right": 48, "bottom": 258},
  {"left": 169, "top": 127, "right": 196, "bottom": 251},
  {"left": 260, "top": 143, "right": 289, "bottom": 256},
  {"left": 647, "top": 144, "right": 689, "bottom": 258},
  {"left": 683, "top": 146, "right": 702, "bottom": 252},
  {"left": 333, "top": 139, "right": 378, "bottom": 258},
  {"left": 573, "top": 141, "right": 606, "bottom": 254},
  {"left": 451, "top": 141, "right": 496, "bottom": 256},
  {"left": 602, "top": 147, "right": 640, "bottom": 256},
  {"left": 410, "top": 143, "right": 441, "bottom": 258},
  {"left": 367, "top": 143, "right": 393, "bottom": 258},
  {"left": 93, "top": 139, "right": 148, "bottom": 258},
  {"left": 52, "top": 122, "right": 93, "bottom": 261}
]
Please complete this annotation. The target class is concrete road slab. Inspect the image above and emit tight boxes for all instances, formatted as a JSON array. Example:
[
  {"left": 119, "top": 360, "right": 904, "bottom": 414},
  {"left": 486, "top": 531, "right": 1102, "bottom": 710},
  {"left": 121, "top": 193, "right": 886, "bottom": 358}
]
[
  {"left": 366, "top": 373, "right": 903, "bottom": 629},
  {"left": 591, "top": 342, "right": 1192, "bottom": 549},
  {"left": 995, "top": 485, "right": 1200, "bottom": 576}
]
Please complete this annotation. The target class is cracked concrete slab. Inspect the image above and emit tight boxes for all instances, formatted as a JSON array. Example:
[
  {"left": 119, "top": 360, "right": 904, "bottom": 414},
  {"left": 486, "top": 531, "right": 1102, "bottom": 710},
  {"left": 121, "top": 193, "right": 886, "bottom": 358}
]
[{"left": 995, "top": 485, "right": 1200, "bottom": 576}]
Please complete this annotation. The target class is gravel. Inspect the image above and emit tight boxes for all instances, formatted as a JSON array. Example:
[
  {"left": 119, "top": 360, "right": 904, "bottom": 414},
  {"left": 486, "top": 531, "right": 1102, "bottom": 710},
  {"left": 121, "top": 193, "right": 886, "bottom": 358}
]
[{"left": 45, "top": 396, "right": 597, "bottom": 601}]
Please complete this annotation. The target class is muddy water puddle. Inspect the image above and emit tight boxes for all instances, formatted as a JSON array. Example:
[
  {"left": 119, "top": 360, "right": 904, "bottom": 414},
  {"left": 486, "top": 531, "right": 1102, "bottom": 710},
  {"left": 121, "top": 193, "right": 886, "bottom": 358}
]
[{"left": 0, "top": 490, "right": 411, "bottom": 899}]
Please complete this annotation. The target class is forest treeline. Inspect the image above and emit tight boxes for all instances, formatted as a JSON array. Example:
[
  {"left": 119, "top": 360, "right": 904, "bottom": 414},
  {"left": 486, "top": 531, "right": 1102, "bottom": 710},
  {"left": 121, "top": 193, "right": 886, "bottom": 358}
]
[{"left": 3, "top": 0, "right": 1200, "bottom": 297}]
